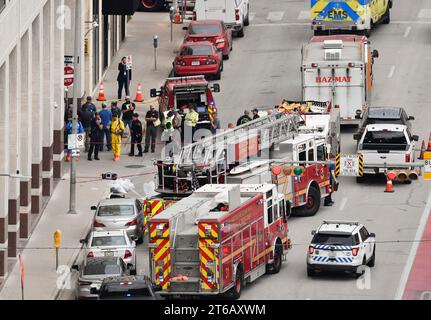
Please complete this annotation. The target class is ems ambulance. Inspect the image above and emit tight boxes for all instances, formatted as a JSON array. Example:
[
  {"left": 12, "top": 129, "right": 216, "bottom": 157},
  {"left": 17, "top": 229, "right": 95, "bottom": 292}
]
[
  {"left": 307, "top": 220, "right": 376, "bottom": 276},
  {"left": 310, "top": 0, "right": 393, "bottom": 36}
]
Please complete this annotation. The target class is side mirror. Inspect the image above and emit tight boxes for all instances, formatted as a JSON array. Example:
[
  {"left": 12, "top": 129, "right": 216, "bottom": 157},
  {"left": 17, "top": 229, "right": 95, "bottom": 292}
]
[
  {"left": 369, "top": 233, "right": 376, "bottom": 238},
  {"left": 311, "top": 230, "right": 316, "bottom": 236},
  {"left": 355, "top": 110, "right": 362, "bottom": 119},
  {"left": 212, "top": 83, "right": 220, "bottom": 93},
  {"left": 90, "top": 287, "right": 99, "bottom": 295},
  {"left": 91, "top": 206, "right": 97, "bottom": 210},
  {"left": 150, "top": 88, "right": 158, "bottom": 98},
  {"left": 412, "top": 135, "right": 419, "bottom": 142},
  {"left": 79, "top": 239, "right": 87, "bottom": 244},
  {"left": 372, "top": 49, "right": 379, "bottom": 58},
  {"left": 353, "top": 133, "right": 361, "bottom": 141},
  {"left": 408, "top": 116, "right": 415, "bottom": 120},
  {"left": 71, "top": 265, "right": 80, "bottom": 271}
]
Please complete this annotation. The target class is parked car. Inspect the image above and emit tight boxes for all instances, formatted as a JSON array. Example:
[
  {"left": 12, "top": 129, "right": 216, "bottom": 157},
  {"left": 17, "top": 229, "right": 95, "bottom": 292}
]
[
  {"left": 91, "top": 197, "right": 144, "bottom": 243},
  {"left": 307, "top": 221, "right": 376, "bottom": 277},
  {"left": 173, "top": 42, "right": 223, "bottom": 80},
  {"left": 80, "top": 230, "right": 137, "bottom": 271},
  {"left": 354, "top": 106, "right": 415, "bottom": 141},
  {"left": 72, "top": 257, "right": 131, "bottom": 300},
  {"left": 91, "top": 276, "right": 159, "bottom": 300},
  {"left": 183, "top": 20, "right": 233, "bottom": 59},
  {"left": 194, "top": 0, "right": 250, "bottom": 37}
]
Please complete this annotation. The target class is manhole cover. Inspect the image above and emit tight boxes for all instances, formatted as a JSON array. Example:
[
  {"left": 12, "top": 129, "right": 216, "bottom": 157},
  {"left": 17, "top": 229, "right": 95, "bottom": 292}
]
[{"left": 124, "top": 165, "right": 146, "bottom": 169}]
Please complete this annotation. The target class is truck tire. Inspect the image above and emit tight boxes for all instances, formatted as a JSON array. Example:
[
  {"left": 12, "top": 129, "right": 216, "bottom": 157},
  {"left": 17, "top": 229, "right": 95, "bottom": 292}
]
[
  {"left": 138, "top": 0, "right": 165, "bottom": 12},
  {"left": 293, "top": 187, "right": 320, "bottom": 217},
  {"left": 236, "top": 27, "right": 245, "bottom": 38},
  {"left": 367, "top": 246, "right": 376, "bottom": 267},
  {"left": 382, "top": 6, "right": 390, "bottom": 24},
  {"left": 355, "top": 257, "right": 367, "bottom": 278},
  {"left": 229, "top": 267, "right": 243, "bottom": 299},
  {"left": 307, "top": 265, "right": 315, "bottom": 277},
  {"left": 266, "top": 246, "right": 282, "bottom": 274},
  {"left": 244, "top": 5, "right": 250, "bottom": 26}
]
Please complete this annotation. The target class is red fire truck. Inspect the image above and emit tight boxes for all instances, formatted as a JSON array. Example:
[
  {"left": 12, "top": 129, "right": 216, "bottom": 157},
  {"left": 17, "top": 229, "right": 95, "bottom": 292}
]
[{"left": 149, "top": 184, "right": 291, "bottom": 299}]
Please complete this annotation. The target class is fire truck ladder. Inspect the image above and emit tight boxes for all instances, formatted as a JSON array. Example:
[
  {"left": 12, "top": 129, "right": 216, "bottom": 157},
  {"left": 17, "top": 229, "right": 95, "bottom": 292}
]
[{"left": 177, "top": 112, "right": 303, "bottom": 166}]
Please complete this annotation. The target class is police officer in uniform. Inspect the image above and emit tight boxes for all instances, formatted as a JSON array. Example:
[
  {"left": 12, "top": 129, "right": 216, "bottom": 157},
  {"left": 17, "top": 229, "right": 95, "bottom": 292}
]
[{"left": 129, "top": 113, "right": 143, "bottom": 157}]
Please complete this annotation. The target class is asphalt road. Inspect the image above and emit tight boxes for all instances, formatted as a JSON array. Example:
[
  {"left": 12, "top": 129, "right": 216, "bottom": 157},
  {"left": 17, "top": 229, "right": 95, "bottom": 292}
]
[{"left": 65, "top": 0, "right": 431, "bottom": 300}]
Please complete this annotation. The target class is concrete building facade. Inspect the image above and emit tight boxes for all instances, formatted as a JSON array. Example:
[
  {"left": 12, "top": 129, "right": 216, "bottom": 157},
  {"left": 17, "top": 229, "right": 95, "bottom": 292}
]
[{"left": 0, "top": 0, "right": 128, "bottom": 278}]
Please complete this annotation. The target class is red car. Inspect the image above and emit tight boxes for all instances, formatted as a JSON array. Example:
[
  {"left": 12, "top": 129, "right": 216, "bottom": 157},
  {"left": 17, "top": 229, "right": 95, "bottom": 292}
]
[
  {"left": 174, "top": 42, "right": 223, "bottom": 80},
  {"left": 183, "top": 20, "right": 233, "bottom": 60}
]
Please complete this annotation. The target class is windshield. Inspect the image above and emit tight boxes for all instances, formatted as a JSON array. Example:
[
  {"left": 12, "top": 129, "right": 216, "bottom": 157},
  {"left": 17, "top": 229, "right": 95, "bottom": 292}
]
[
  {"left": 190, "top": 24, "right": 221, "bottom": 35},
  {"left": 181, "top": 45, "right": 213, "bottom": 56},
  {"left": 91, "top": 236, "right": 127, "bottom": 247},
  {"left": 361, "top": 130, "right": 408, "bottom": 150},
  {"left": 97, "top": 205, "right": 134, "bottom": 217},
  {"left": 83, "top": 263, "right": 122, "bottom": 276},
  {"left": 312, "top": 233, "right": 357, "bottom": 246}
]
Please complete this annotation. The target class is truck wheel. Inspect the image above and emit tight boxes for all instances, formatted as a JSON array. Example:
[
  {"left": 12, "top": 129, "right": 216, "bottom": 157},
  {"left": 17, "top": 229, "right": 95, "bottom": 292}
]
[
  {"left": 307, "top": 265, "right": 315, "bottom": 277},
  {"left": 382, "top": 6, "right": 390, "bottom": 24},
  {"left": 230, "top": 267, "right": 243, "bottom": 299},
  {"left": 266, "top": 247, "right": 283, "bottom": 274},
  {"left": 138, "top": 0, "right": 164, "bottom": 12},
  {"left": 355, "top": 257, "right": 367, "bottom": 278},
  {"left": 293, "top": 187, "right": 320, "bottom": 217},
  {"left": 244, "top": 6, "right": 250, "bottom": 26},
  {"left": 356, "top": 176, "right": 365, "bottom": 184},
  {"left": 367, "top": 246, "right": 376, "bottom": 267}
]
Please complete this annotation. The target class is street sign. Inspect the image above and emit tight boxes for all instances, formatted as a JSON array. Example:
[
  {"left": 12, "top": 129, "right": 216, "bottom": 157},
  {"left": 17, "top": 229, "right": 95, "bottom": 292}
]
[
  {"left": 71, "top": 149, "right": 80, "bottom": 157},
  {"left": 64, "top": 55, "right": 74, "bottom": 64},
  {"left": 336, "top": 154, "right": 364, "bottom": 177},
  {"left": 68, "top": 133, "right": 85, "bottom": 149},
  {"left": 424, "top": 151, "right": 431, "bottom": 180},
  {"left": 126, "top": 55, "right": 133, "bottom": 70},
  {"left": 64, "top": 59, "right": 74, "bottom": 87},
  {"left": 53, "top": 230, "right": 62, "bottom": 248}
]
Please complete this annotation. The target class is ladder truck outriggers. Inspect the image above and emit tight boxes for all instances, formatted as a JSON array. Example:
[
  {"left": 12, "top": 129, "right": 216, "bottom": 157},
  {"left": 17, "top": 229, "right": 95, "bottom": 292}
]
[
  {"left": 149, "top": 183, "right": 291, "bottom": 299},
  {"left": 155, "top": 106, "right": 335, "bottom": 217}
]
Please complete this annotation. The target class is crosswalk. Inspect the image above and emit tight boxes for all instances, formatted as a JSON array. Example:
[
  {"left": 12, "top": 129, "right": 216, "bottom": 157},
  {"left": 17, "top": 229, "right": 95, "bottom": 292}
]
[{"left": 249, "top": 10, "right": 310, "bottom": 23}]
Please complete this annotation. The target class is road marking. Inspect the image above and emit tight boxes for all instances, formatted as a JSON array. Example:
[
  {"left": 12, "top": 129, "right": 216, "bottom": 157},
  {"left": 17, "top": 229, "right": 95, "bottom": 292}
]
[
  {"left": 249, "top": 12, "right": 256, "bottom": 21},
  {"left": 395, "top": 191, "right": 431, "bottom": 300},
  {"left": 418, "top": 9, "right": 431, "bottom": 19},
  {"left": 250, "top": 22, "right": 309, "bottom": 28},
  {"left": 267, "top": 11, "right": 285, "bottom": 22},
  {"left": 387, "top": 65, "right": 396, "bottom": 79},
  {"left": 298, "top": 10, "right": 310, "bottom": 20},
  {"left": 339, "top": 197, "right": 348, "bottom": 211},
  {"left": 391, "top": 20, "right": 431, "bottom": 24},
  {"left": 403, "top": 26, "right": 411, "bottom": 38}
]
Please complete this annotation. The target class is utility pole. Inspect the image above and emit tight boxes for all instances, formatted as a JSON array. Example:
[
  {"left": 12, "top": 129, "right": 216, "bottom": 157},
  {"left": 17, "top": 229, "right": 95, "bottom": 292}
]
[{"left": 69, "top": 0, "right": 82, "bottom": 214}]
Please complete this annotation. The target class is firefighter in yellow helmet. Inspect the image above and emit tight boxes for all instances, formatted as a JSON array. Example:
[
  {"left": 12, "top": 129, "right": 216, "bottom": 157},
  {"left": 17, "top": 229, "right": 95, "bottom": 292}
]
[{"left": 110, "top": 112, "right": 125, "bottom": 161}]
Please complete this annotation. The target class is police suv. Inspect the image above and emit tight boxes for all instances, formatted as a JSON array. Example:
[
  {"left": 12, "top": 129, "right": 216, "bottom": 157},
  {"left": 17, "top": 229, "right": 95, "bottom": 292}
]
[{"left": 307, "top": 221, "right": 376, "bottom": 277}]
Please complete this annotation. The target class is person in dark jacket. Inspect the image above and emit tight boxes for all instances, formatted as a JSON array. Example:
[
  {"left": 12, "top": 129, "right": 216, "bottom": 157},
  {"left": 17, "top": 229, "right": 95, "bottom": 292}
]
[
  {"left": 82, "top": 96, "right": 96, "bottom": 113},
  {"left": 252, "top": 108, "right": 260, "bottom": 120},
  {"left": 78, "top": 105, "right": 94, "bottom": 152},
  {"left": 129, "top": 113, "right": 143, "bottom": 157},
  {"left": 117, "top": 57, "right": 130, "bottom": 100},
  {"left": 111, "top": 101, "right": 121, "bottom": 119},
  {"left": 236, "top": 110, "right": 252, "bottom": 126},
  {"left": 121, "top": 96, "right": 135, "bottom": 130},
  {"left": 88, "top": 112, "right": 103, "bottom": 161}
]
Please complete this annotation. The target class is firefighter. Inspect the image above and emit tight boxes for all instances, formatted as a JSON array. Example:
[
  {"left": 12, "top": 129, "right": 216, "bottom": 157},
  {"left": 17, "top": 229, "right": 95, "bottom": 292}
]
[
  {"left": 161, "top": 111, "right": 175, "bottom": 144},
  {"left": 110, "top": 113, "right": 125, "bottom": 161},
  {"left": 324, "top": 157, "right": 338, "bottom": 206}
]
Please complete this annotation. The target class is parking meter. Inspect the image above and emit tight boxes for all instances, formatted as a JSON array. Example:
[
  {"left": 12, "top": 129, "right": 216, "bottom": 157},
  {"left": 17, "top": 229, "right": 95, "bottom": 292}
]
[
  {"left": 153, "top": 35, "right": 158, "bottom": 49},
  {"left": 169, "top": 6, "right": 175, "bottom": 21}
]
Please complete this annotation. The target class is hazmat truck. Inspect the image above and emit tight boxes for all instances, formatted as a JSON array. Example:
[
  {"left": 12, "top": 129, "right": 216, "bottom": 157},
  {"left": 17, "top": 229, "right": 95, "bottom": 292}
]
[{"left": 301, "top": 35, "right": 379, "bottom": 125}]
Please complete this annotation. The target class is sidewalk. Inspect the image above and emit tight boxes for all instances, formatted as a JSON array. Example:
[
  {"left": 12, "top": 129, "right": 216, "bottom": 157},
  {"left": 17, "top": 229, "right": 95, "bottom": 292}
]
[{"left": 0, "top": 12, "right": 185, "bottom": 300}]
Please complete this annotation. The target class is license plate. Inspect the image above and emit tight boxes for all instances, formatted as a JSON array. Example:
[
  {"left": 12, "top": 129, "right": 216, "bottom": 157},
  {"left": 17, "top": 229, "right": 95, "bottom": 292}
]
[
  {"left": 104, "top": 251, "right": 115, "bottom": 257},
  {"left": 379, "top": 168, "right": 386, "bottom": 173},
  {"left": 191, "top": 61, "right": 200, "bottom": 66}
]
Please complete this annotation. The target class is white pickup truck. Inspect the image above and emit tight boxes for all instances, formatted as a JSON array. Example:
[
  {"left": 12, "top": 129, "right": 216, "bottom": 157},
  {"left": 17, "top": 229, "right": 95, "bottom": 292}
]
[{"left": 357, "top": 124, "right": 419, "bottom": 182}]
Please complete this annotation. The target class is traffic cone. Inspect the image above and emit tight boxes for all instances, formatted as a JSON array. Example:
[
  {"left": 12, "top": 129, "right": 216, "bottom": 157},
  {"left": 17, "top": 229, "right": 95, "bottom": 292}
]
[
  {"left": 384, "top": 179, "right": 394, "bottom": 193},
  {"left": 96, "top": 82, "right": 106, "bottom": 101},
  {"left": 134, "top": 82, "right": 144, "bottom": 102},
  {"left": 427, "top": 132, "right": 431, "bottom": 151},
  {"left": 418, "top": 140, "right": 426, "bottom": 160}
]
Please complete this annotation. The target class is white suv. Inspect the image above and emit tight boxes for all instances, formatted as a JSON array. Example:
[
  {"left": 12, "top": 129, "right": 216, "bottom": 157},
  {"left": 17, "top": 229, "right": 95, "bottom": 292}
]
[{"left": 307, "top": 221, "right": 376, "bottom": 277}]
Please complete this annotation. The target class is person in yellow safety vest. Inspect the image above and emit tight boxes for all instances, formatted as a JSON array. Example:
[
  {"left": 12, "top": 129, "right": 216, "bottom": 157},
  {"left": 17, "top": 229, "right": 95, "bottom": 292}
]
[
  {"left": 110, "top": 113, "right": 125, "bottom": 161},
  {"left": 184, "top": 104, "right": 199, "bottom": 137},
  {"left": 161, "top": 111, "right": 175, "bottom": 144}
]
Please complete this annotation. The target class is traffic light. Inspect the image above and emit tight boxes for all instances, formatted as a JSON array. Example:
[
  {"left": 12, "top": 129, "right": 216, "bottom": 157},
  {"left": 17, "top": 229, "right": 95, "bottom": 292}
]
[
  {"left": 293, "top": 166, "right": 304, "bottom": 176},
  {"left": 102, "top": 0, "right": 140, "bottom": 15}
]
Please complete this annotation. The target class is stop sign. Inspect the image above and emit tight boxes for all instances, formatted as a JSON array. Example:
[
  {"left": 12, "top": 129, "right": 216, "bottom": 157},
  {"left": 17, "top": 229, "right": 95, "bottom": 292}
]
[
  {"left": 64, "top": 78, "right": 74, "bottom": 87},
  {"left": 64, "top": 66, "right": 74, "bottom": 75},
  {"left": 64, "top": 66, "right": 74, "bottom": 87}
]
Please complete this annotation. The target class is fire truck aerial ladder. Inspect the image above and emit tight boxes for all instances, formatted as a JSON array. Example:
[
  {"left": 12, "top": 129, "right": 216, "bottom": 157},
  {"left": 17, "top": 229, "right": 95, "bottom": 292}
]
[{"left": 155, "top": 112, "right": 304, "bottom": 195}]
